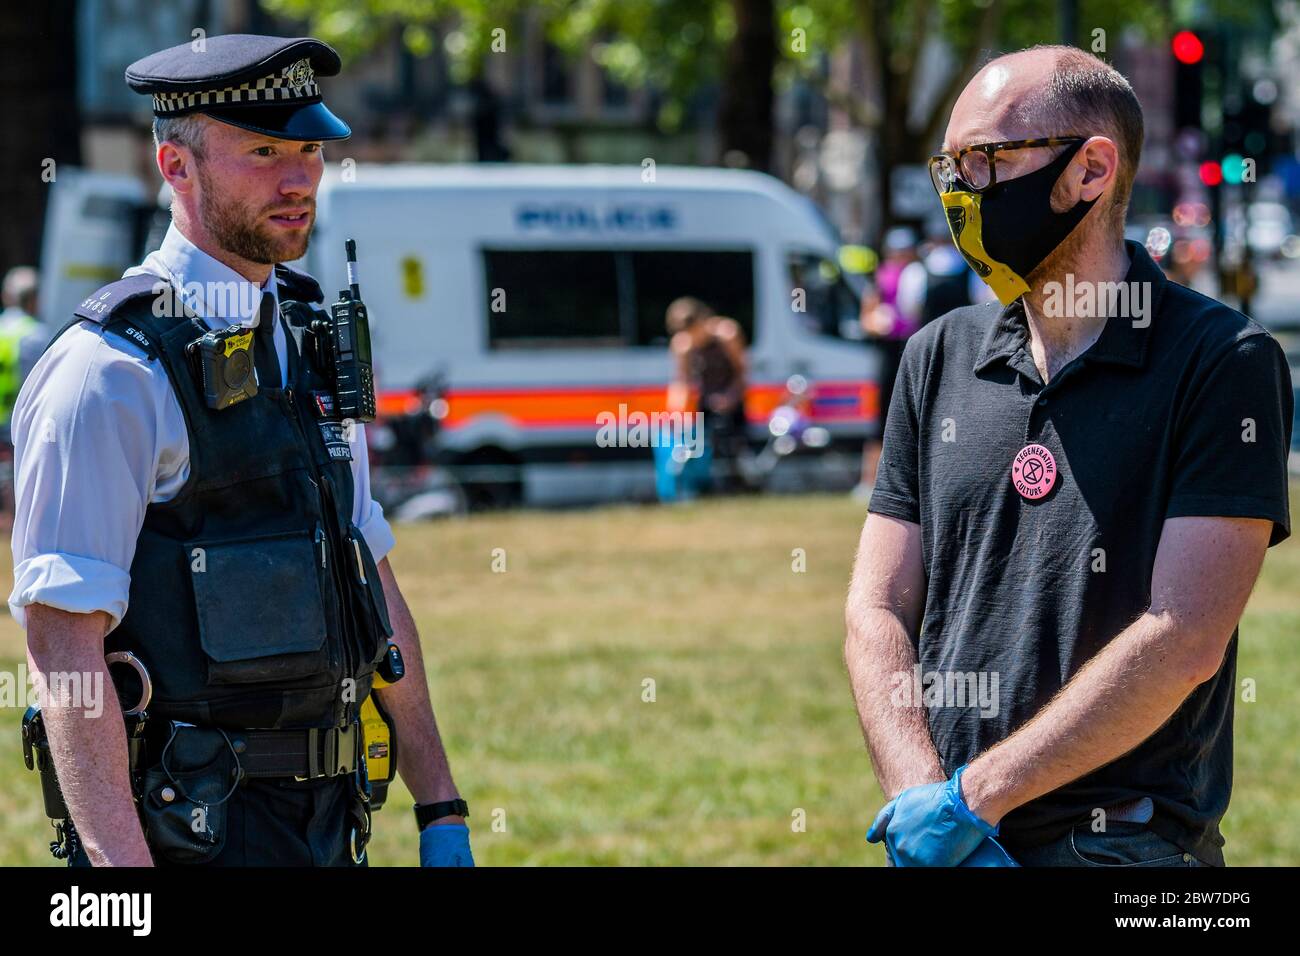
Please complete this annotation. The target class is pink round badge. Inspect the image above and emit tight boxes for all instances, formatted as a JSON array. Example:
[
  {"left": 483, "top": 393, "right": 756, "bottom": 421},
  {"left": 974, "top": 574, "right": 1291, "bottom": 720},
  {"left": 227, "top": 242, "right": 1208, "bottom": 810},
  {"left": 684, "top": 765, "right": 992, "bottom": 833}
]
[{"left": 1011, "top": 443, "right": 1057, "bottom": 500}]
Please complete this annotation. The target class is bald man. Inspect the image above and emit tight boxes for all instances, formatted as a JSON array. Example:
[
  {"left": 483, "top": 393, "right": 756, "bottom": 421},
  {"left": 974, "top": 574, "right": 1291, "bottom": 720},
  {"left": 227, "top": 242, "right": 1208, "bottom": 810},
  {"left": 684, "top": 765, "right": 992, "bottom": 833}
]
[{"left": 847, "top": 46, "right": 1292, "bottom": 867}]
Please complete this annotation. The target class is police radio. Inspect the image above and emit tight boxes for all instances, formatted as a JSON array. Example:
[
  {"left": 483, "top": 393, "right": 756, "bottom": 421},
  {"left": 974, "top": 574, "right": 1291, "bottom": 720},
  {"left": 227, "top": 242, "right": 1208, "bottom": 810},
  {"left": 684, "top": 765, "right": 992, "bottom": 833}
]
[{"left": 309, "top": 239, "right": 376, "bottom": 422}]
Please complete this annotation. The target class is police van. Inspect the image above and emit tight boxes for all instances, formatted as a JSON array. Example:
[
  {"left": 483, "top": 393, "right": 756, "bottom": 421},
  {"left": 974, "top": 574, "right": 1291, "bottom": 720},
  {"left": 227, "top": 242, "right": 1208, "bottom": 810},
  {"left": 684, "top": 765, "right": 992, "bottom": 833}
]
[
  {"left": 305, "top": 164, "right": 875, "bottom": 505},
  {"left": 42, "top": 164, "right": 877, "bottom": 507}
]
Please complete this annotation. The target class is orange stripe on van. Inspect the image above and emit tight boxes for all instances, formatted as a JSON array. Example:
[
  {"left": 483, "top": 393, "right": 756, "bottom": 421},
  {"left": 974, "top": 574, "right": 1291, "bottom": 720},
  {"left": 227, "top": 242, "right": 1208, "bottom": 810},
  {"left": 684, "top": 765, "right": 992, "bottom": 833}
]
[{"left": 378, "top": 381, "right": 878, "bottom": 430}]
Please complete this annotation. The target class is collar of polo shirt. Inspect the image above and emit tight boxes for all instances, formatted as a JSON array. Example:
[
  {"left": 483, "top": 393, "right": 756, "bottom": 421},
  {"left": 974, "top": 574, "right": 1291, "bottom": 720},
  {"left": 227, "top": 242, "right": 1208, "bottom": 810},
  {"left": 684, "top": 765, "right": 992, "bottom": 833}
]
[{"left": 973, "top": 239, "right": 1169, "bottom": 376}]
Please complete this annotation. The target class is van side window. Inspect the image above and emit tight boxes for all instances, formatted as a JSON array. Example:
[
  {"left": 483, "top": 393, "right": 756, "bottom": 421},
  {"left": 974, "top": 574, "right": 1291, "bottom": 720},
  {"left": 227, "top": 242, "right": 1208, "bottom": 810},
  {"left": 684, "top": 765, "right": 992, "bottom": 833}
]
[
  {"left": 483, "top": 249, "right": 622, "bottom": 348},
  {"left": 482, "top": 248, "right": 755, "bottom": 349},
  {"left": 627, "top": 250, "right": 755, "bottom": 347},
  {"left": 787, "top": 253, "right": 864, "bottom": 341}
]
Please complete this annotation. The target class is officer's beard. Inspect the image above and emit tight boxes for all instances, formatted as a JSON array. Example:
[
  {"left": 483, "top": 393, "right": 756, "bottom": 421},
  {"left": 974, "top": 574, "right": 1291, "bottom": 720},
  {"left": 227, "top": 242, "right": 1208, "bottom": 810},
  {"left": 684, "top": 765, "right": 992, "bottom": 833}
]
[{"left": 198, "top": 164, "right": 315, "bottom": 266}]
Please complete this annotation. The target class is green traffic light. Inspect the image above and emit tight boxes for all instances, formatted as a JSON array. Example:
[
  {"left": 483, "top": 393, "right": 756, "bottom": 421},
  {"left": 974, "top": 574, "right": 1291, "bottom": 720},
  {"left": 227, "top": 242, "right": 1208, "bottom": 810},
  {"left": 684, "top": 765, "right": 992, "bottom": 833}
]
[{"left": 1221, "top": 153, "right": 1245, "bottom": 185}]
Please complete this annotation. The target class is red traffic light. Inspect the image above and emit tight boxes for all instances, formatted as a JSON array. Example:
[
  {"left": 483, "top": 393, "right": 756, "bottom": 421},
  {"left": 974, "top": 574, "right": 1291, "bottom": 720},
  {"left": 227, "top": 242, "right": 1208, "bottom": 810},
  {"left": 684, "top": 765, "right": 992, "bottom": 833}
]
[
  {"left": 1198, "top": 161, "right": 1222, "bottom": 187},
  {"left": 1173, "top": 30, "right": 1204, "bottom": 65}
]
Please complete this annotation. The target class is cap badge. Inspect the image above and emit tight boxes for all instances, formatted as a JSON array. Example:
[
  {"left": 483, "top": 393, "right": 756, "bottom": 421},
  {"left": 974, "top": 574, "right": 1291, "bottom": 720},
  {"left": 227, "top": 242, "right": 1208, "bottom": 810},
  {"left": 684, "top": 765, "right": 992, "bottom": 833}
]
[{"left": 286, "top": 58, "right": 313, "bottom": 88}]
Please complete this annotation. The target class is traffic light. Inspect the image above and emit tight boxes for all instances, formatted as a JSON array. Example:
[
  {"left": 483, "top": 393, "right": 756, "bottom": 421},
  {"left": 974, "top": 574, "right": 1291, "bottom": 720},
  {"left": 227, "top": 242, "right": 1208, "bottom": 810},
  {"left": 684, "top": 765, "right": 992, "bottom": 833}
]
[
  {"left": 1172, "top": 30, "right": 1203, "bottom": 65},
  {"left": 1223, "top": 90, "right": 1274, "bottom": 176},
  {"left": 1220, "top": 154, "right": 1246, "bottom": 185},
  {"left": 1173, "top": 30, "right": 1205, "bottom": 131}
]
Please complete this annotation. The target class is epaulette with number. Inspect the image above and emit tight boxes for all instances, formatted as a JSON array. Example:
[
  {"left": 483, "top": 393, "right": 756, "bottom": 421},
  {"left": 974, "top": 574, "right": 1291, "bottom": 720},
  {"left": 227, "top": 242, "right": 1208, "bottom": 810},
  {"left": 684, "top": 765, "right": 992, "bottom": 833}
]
[{"left": 65, "top": 275, "right": 173, "bottom": 361}]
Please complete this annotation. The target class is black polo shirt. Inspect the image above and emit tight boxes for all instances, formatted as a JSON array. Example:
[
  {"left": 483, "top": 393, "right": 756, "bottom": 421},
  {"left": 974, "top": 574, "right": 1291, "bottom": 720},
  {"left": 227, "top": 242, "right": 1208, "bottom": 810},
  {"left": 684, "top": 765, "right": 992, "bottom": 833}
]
[{"left": 869, "top": 239, "right": 1293, "bottom": 865}]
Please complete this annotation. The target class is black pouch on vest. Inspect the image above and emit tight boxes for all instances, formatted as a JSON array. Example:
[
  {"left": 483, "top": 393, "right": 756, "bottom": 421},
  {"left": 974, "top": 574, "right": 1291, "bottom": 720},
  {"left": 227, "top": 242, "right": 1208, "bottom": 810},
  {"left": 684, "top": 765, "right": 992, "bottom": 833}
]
[
  {"left": 344, "top": 521, "right": 394, "bottom": 672},
  {"left": 140, "top": 724, "right": 241, "bottom": 865},
  {"left": 185, "top": 529, "right": 331, "bottom": 686}
]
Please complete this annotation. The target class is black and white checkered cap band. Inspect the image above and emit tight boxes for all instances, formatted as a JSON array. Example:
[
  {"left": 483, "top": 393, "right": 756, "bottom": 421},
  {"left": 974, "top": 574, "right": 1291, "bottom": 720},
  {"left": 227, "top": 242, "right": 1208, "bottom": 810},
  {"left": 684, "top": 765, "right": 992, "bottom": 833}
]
[{"left": 152, "top": 58, "right": 320, "bottom": 115}]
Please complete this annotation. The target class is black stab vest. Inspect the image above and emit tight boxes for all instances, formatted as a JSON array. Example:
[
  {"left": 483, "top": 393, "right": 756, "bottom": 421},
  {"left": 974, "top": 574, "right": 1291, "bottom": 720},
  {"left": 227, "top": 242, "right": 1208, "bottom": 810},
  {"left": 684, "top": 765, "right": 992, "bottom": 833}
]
[{"left": 48, "top": 266, "right": 393, "bottom": 730}]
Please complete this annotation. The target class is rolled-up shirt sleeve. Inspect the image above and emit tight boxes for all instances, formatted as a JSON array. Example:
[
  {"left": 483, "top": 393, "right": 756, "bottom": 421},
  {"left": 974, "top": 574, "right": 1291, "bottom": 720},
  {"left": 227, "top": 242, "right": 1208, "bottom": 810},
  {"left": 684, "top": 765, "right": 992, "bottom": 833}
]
[
  {"left": 347, "top": 421, "right": 396, "bottom": 563},
  {"left": 8, "top": 323, "right": 165, "bottom": 632}
]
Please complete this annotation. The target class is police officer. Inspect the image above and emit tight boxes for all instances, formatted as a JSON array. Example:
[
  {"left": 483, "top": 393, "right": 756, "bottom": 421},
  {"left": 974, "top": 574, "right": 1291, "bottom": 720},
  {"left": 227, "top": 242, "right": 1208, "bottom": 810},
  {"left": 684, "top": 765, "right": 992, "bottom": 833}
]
[{"left": 10, "top": 35, "right": 473, "bottom": 867}]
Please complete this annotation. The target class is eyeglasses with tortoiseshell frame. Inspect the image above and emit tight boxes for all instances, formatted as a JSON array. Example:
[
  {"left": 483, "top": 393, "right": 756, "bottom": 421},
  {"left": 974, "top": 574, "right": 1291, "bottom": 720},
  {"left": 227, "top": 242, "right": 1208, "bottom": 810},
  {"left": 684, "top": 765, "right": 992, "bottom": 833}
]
[{"left": 928, "top": 136, "right": 1087, "bottom": 194}]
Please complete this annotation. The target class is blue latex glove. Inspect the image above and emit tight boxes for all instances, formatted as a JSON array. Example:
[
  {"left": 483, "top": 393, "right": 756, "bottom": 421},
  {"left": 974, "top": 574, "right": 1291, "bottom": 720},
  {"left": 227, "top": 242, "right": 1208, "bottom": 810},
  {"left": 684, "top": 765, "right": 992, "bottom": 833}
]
[
  {"left": 866, "top": 765, "right": 998, "bottom": 866},
  {"left": 419, "top": 824, "right": 475, "bottom": 867},
  {"left": 959, "top": 837, "right": 1020, "bottom": 867},
  {"left": 891, "top": 837, "right": 1018, "bottom": 867}
]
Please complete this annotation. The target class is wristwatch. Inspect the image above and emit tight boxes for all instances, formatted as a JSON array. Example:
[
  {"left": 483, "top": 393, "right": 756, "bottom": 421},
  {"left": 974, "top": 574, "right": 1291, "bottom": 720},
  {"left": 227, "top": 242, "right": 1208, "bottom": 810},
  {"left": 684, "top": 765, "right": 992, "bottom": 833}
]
[{"left": 414, "top": 799, "right": 469, "bottom": 829}]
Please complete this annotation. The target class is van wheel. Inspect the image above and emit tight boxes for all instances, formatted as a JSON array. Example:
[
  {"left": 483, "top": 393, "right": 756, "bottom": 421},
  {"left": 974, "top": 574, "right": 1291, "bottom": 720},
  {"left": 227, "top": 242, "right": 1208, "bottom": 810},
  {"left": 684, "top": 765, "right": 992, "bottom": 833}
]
[{"left": 454, "top": 448, "right": 523, "bottom": 510}]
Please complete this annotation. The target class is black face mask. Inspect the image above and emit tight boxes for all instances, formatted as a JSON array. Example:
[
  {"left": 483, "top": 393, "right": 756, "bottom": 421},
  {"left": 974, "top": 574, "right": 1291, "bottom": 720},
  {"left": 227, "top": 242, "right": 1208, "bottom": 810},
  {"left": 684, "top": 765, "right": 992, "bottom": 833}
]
[{"left": 942, "top": 140, "right": 1098, "bottom": 305}]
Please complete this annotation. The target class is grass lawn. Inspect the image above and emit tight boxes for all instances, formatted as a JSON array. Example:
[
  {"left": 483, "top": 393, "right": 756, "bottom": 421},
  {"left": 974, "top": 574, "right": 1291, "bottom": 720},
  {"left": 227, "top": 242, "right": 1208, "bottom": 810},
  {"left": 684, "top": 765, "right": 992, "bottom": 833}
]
[{"left": 1, "top": 490, "right": 1296, "bottom": 866}]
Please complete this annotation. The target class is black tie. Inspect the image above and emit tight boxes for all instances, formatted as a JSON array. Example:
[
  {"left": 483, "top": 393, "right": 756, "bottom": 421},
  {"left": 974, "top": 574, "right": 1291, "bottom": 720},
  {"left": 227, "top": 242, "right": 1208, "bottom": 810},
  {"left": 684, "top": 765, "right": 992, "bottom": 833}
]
[{"left": 254, "top": 291, "right": 282, "bottom": 390}]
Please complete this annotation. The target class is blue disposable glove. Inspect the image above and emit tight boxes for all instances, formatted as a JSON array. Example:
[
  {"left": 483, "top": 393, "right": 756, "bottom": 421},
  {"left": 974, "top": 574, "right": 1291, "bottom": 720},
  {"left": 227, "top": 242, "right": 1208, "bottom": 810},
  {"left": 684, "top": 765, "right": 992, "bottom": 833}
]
[
  {"left": 419, "top": 823, "right": 475, "bottom": 867},
  {"left": 892, "top": 837, "right": 1018, "bottom": 866},
  {"left": 866, "top": 765, "right": 998, "bottom": 866}
]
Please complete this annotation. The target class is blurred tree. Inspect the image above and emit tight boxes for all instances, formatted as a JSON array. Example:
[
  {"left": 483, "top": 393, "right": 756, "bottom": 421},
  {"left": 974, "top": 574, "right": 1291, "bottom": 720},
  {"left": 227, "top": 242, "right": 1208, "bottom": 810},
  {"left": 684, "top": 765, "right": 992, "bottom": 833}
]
[
  {"left": 264, "top": 0, "right": 532, "bottom": 160},
  {"left": 781, "top": 0, "right": 1173, "bottom": 228},
  {"left": 265, "top": 0, "right": 780, "bottom": 168},
  {"left": 784, "top": 0, "right": 1271, "bottom": 231},
  {"left": 265, "top": 0, "right": 1267, "bottom": 229},
  {"left": 717, "top": 0, "right": 777, "bottom": 170},
  {"left": 550, "top": 0, "right": 777, "bottom": 169}
]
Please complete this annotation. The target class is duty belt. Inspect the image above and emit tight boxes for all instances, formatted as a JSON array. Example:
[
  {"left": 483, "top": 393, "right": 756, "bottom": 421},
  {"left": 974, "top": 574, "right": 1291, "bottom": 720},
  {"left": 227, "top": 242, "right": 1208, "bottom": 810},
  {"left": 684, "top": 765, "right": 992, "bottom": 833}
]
[{"left": 226, "top": 723, "right": 360, "bottom": 780}]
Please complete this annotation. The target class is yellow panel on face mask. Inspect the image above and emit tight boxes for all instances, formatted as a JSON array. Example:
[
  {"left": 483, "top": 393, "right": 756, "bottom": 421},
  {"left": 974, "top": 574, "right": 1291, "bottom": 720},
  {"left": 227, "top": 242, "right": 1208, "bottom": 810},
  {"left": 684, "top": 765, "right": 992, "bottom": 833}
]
[{"left": 940, "top": 190, "right": 1030, "bottom": 306}]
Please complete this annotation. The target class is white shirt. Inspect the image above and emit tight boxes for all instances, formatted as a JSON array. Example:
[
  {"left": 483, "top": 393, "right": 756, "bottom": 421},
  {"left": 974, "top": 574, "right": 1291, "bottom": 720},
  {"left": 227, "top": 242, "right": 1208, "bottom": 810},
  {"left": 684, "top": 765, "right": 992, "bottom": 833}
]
[{"left": 8, "top": 222, "right": 395, "bottom": 632}]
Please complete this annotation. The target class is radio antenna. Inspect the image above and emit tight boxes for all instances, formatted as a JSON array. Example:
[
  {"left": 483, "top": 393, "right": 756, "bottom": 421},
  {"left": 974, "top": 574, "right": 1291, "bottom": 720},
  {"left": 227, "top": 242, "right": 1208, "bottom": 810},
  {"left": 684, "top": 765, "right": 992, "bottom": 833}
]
[{"left": 345, "top": 238, "right": 360, "bottom": 300}]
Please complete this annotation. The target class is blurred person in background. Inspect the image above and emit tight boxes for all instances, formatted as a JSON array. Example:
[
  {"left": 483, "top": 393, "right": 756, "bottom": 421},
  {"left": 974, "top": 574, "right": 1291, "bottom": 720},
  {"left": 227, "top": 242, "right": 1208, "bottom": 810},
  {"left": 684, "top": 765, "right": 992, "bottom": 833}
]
[
  {"left": 853, "top": 220, "right": 995, "bottom": 498},
  {"left": 0, "top": 266, "right": 45, "bottom": 434},
  {"left": 660, "top": 297, "right": 749, "bottom": 498},
  {"left": 0, "top": 266, "right": 45, "bottom": 518},
  {"left": 855, "top": 227, "right": 919, "bottom": 498},
  {"left": 895, "top": 216, "right": 999, "bottom": 332}
]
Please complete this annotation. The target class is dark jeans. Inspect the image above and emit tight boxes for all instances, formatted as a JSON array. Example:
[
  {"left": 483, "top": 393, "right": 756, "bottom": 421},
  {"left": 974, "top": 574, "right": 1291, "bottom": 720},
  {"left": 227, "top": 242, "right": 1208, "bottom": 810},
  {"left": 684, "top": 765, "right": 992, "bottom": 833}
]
[
  {"left": 69, "top": 775, "right": 366, "bottom": 867},
  {"left": 701, "top": 404, "right": 748, "bottom": 493},
  {"left": 884, "top": 821, "right": 1215, "bottom": 867},
  {"left": 1001, "top": 821, "right": 1215, "bottom": 868}
]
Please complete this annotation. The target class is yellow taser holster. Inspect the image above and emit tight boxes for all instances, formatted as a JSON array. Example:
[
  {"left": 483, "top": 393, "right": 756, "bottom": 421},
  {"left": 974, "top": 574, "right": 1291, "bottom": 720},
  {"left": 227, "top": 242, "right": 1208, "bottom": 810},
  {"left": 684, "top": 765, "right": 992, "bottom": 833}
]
[{"left": 361, "top": 673, "right": 399, "bottom": 810}]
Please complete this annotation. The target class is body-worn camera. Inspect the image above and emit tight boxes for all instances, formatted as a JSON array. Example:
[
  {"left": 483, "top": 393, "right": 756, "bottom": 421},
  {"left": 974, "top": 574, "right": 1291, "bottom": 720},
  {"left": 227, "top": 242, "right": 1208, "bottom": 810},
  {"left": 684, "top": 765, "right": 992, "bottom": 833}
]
[
  {"left": 301, "top": 239, "right": 377, "bottom": 423},
  {"left": 186, "top": 325, "right": 257, "bottom": 410}
]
